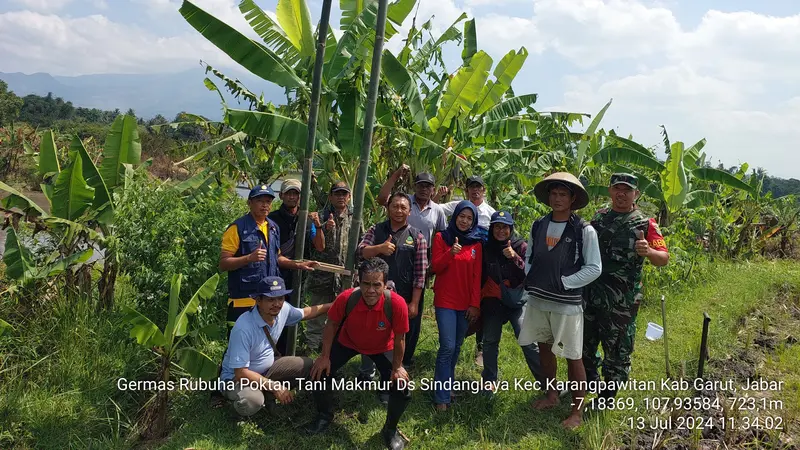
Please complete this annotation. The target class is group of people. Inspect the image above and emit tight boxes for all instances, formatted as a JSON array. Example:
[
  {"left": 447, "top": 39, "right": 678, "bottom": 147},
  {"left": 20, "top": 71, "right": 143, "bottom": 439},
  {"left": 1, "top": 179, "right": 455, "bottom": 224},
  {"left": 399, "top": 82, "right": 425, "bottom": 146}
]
[{"left": 214, "top": 168, "right": 669, "bottom": 449}]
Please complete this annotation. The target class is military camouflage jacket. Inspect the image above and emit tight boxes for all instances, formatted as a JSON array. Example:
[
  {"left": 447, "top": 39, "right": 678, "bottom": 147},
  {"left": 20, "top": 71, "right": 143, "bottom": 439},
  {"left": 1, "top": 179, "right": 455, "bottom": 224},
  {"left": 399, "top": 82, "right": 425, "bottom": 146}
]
[{"left": 591, "top": 207, "right": 651, "bottom": 295}]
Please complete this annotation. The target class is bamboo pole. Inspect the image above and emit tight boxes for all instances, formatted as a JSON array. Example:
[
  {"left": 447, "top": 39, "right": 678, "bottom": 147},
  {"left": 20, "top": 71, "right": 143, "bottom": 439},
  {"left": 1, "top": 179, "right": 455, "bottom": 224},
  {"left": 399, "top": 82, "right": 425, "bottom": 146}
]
[
  {"left": 288, "top": 0, "right": 333, "bottom": 356},
  {"left": 344, "top": 0, "right": 390, "bottom": 280}
]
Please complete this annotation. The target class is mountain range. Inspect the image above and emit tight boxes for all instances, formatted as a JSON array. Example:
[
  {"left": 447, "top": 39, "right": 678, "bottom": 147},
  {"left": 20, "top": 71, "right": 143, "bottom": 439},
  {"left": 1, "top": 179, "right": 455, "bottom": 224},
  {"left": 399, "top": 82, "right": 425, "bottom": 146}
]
[{"left": 0, "top": 69, "right": 285, "bottom": 121}]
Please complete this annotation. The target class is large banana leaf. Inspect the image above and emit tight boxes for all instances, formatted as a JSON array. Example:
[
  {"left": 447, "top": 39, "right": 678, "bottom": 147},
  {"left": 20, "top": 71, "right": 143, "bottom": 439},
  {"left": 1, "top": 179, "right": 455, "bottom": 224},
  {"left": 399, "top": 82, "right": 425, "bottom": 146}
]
[
  {"left": 593, "top": 147, "right": 665, "bottom": 173},
  {"left": 0, "top": 181, "right": 47, "bottom": 217},
  {"left": 122, "top": 305, "right": 167, "bottom": 347},
  {"left": 325, "top": 1, "right": 379, "bottom": 82},
  {"left": 606, "top": 134, "right": 654, "bottom": 157},
  {"left": 429, "top": 51, "right": 493, "bottom": 131},
  {"left": 100, "top": 115, "right": 141, "bottom": 191},
  {"left": 38, "top": 130, "right": 60, "bottom": 176},
  {"left": 409, "top": 13, "right": 467, "bottom": 73},
  {"left": 341, "top": 0, "right": 415, "bottom": 38},
  {"left": 683, "top": 138, "right": 706, "bottom": 170},
  {"left": 2, "top": 228, "right": 34, "bottom": 281},
  {"left": 467, "top": 118, "right": 538, "bottom": 144},
  {"left": 692, "top": 167, "right": 755, "bottom": 195},
  {"left": 174, "top": 274, "right": 219, "bottom": 338},
  {"left": 661, "top": 142, "right": 688, "bottom": 213},
  {"left": 575, "top": 99, "right": 611, "bottom": 168},
  {"left": 239, "top": 0, "right": 301, "bottom": 66},
  {"left": 461, "top": 19, "right": 476, "bottom": 65},
  {"left": 175, "top": 347, "right": 219, "bottom": 380},
  {"left": 173, "top": 132, "right": 248, "bottom": 165},
  {"left": 381, "top": 50, "right": 429, "bottom": 131},
  {"left": 226, "top": 109, "right": 340, "bottom": 154},
  {"left": 71, "top": 136, "right": 112, "bottom": 212},
  {"left": 180, "top": 0, "right": 306, "bottom": 90},
  {"left": 41, "top": 248, "right": 93, "bottom": 277},
  {"left": 276, "top": 0, "right": 315, "bottom": 56},
  {"left": 337, "top": 88, "right": 364, "bottom": 158},
  {"left": 586, "top": 185, "right": 609, "bottom": 198},
  {"left": 374, "top": 125, "right": 444, "bottom": 151},
  {"left": 52, "top": 153, "right": 95, "bottom": 221},
  {"left": 685, "top": 189, "right": 716, "bottom": 209},
  {"left": 472, "top": 48, "right": 528, "bottom": 116},
  {"left": 340, "top": 0, "right": 367, "bottom": 29},
  {"left": 485, "top": 94, "right": 538, "bottom": 121}
]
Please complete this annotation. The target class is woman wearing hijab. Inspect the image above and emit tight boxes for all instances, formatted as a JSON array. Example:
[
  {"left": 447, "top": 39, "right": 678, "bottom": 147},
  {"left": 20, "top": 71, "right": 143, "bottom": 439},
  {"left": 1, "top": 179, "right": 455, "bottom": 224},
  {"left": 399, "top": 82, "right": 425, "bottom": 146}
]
[
  {"left": 430, "top": 200, "right": 483, "bottom": 411},
  {"left": 479, "top": 211, "right": 544, "bottom": 397}
]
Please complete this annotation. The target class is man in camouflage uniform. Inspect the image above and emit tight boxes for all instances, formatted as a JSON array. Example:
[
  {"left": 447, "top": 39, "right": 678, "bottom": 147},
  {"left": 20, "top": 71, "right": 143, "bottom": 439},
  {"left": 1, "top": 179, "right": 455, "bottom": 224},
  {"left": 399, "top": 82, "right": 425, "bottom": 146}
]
[
  {"left": 583, "top": 173, "right": 669, "bottom": 398},
  {"left": 305, "top": 181, "right": 359, "bottom": 351}
]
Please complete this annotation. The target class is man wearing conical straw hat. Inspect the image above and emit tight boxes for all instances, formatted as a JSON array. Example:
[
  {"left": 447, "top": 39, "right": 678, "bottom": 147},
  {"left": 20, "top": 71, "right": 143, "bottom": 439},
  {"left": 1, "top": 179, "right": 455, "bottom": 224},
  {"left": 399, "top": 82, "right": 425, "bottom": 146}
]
[{"left": 518, "top": 172, "right": 602, "bottom": 429}]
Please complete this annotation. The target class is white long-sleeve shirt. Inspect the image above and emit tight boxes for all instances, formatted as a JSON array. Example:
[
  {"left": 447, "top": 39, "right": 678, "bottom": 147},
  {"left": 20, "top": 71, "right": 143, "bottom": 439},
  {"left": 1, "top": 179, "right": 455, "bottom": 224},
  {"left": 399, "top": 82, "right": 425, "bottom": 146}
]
[
  {"left": 441, "top": 200, "right": 495, "bottom": 229},
  {"left": 524, "top": 220, "right": 602, "bottom": 315}
]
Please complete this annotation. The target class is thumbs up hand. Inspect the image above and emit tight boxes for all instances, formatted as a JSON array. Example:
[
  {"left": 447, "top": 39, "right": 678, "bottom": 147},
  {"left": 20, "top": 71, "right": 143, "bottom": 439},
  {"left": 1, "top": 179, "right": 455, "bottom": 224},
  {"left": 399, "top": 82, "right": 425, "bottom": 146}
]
[
  {"left": 325, "top": 212, "right": 336, "bottom": 231},
  {"left": 381, "top": 234, "right": 396, "bottom": 256},
  {"left": 249, "top": 240, "right": 268, "bottom": 263},
  {"left": 502, "top": 239, "right": 516, "bottom": 259},
  {"left": 634, "top": 228, "right": 650, "bottom": 257},
  {"left": 451, "top": 237, "right": 463, "bottom": 255}
]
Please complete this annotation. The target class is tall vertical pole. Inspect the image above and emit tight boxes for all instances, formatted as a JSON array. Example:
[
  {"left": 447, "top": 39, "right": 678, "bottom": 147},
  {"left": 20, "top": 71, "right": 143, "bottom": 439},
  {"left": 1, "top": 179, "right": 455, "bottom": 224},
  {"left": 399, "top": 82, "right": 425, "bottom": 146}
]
[
  {"left": 288, "top": 0, "right": 333, "bottom": 356},
  {"left": 344, "top": 0, "right": 390, "bottom": 280}
]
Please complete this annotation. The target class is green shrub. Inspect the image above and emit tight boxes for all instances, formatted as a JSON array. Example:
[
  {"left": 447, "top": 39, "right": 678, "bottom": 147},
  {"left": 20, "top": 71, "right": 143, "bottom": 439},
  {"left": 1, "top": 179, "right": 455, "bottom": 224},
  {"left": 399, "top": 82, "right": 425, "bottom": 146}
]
[{"left": 114, "top": 174, "right": 244, "bottom": 327}]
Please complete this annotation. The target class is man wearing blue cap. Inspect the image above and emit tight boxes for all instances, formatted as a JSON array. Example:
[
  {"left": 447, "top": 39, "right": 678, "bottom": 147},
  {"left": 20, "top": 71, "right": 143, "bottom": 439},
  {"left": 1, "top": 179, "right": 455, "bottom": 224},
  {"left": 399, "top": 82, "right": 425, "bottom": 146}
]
[
  {"left": 220, "top": 276, "right": 332, "bottom": 417},
  {"left": 219, "top": 185, "right": 319, "bottom": 326}
]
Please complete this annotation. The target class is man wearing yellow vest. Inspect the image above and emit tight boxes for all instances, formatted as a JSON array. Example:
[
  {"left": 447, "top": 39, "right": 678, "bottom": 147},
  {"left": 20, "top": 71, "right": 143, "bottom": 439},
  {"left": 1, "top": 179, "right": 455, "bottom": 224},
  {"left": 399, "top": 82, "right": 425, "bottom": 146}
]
[{"left": 219, "top": 185, "right": 319, "bottom": 326}]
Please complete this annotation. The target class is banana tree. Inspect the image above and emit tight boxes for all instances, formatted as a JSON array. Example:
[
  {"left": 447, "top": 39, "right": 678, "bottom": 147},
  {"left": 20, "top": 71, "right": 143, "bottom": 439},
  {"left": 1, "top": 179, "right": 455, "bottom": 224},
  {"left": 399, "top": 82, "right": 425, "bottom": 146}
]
[
  {"left": 0, "top": 115, "right": 142, "bottom": 307},
  {"left": 123, "top": 273, "right": 220, "bottom": 439},
  {"left": 590, "top": 127, "right": 756, "bottom": 226}
]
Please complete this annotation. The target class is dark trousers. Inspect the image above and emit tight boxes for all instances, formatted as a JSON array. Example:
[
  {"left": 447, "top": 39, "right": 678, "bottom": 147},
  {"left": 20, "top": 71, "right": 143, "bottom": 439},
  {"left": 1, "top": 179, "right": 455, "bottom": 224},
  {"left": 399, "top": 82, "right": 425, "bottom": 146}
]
[
  {"left": 226, "top": 304, "right": 252, "bottom": 340},
  {"left": 314, "top": 340, "right": 412, "bottom": 430},
  {"left": 480, "top": 299, "right": 543, "bottom": 384},
  {"left": 403, "top": 291, "right": 424, "bottom": 366}
]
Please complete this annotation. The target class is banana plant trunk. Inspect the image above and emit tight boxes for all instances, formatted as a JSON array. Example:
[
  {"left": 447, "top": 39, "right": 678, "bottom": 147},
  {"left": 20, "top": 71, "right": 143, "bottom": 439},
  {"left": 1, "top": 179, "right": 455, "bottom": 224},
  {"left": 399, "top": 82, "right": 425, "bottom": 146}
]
[
  {"left": 344, "top": 0, "right": 390, "bottom": 280},
  {"left": 98, "top": 245, "right": 118, "bottom": 311},
  {"left": 143, "top": 353, "right": 170, "bottom": 440},
  {"left": 289, "top": 0, "right": 334, "bottom": 356}
]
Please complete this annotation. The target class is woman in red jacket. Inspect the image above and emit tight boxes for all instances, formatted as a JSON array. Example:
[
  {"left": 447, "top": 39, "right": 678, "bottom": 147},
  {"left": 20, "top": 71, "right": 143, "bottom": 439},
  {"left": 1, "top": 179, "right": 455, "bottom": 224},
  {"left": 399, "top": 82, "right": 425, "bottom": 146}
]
[{"left": 431, "top": 200, "right": 483, "bottom": 411}]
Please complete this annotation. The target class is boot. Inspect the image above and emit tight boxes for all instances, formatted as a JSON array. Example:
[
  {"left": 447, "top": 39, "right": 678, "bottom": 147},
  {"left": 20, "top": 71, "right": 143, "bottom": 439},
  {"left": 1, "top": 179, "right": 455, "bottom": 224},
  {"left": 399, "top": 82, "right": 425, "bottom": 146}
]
[
  {"left": 308, "top": 386, "right": 334, "bottom": 434},
  {"left": 381, "top": 427, "right": 406, "bottom": 450},
  {"left": 382, "top": 388, "right": 411, "bottom": 449}
]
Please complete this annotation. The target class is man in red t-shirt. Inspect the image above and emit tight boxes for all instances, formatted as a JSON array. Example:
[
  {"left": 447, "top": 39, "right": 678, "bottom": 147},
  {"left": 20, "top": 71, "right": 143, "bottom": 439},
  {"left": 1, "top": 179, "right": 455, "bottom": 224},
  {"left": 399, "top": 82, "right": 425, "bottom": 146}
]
[{"left": 308, "top": 258, "right": 411, "bottom": 450}]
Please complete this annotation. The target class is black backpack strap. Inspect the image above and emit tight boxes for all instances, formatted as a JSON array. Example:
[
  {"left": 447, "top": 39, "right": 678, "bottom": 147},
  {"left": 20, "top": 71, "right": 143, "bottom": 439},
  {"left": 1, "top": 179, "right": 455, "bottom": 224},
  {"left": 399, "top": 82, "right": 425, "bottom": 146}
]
[
  {"left": 335, "top": 288, "right": 363, "bottom": 339},
  {"left": 383, "top": 289, "right": 393, "bottom": 326},
  {"left": 572, "top": 214, "right": 588, "bottom": 266}
]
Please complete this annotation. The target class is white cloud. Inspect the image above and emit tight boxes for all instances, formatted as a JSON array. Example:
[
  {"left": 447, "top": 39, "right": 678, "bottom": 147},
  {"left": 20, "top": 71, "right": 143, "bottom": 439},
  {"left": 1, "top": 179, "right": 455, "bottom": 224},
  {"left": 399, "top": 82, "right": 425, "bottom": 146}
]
[
  {"left": 10, "top": 0, "right": 73, "bottom": 12},
  {"left": 0, "top": 10, "right": 237, "bottom": 75}
]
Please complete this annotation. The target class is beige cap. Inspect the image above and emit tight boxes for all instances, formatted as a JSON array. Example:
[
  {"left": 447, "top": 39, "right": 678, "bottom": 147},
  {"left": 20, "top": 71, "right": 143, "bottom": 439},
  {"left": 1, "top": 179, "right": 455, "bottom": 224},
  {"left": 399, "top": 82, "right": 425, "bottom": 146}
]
[{"left": 280, "top": 179, "right": 301, "bottom": 194}]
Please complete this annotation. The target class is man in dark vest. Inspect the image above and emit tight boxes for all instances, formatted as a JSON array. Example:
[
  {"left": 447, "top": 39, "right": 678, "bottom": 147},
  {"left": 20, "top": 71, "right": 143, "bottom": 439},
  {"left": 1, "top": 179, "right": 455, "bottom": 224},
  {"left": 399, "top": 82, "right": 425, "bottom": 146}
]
[
  {"left": 267, "top": 179, "right": 325, "bottom": 354},
  {"left": 308, "top": 258, "right": 412, "bottom": 450},
  {"left": 219, "top": 185, "right": 319, "bottom": 326},
  {"left": 517, "top": 172, "right": 601, "bottom": 429},
  {"left": 358, "top": 192, "right": 428, "bottom": 380},
  {"left": 583, "top": 173, "right": 669, "bottom": 398}
]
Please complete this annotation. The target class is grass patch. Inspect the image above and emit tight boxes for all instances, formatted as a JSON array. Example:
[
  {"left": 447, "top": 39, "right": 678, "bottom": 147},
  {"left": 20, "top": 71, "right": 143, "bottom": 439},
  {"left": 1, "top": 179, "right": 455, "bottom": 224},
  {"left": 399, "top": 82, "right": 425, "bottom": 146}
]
[{"left": 1, "top": 261, "right": 799, "bottom": 449}]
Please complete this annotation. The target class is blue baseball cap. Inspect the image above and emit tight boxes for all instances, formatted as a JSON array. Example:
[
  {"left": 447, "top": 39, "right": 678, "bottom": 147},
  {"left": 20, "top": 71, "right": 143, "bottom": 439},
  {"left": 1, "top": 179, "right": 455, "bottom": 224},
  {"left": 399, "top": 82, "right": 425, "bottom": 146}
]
[
  {"left": 248, "top": 184, "right": 276, "bottom": 199},
  {"left": 249, "top": 276, "right": 293, "bottom": 298},
  {"left": 490, "top": 210, "right": 514, "bottom": 226}
]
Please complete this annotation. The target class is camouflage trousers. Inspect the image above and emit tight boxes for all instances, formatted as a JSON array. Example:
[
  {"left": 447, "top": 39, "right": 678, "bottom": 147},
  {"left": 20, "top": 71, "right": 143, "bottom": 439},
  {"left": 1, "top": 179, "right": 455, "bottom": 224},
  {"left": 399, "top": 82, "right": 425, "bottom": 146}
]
[{"left": 582, "top": 286, "right": 642, "bottom": 383}]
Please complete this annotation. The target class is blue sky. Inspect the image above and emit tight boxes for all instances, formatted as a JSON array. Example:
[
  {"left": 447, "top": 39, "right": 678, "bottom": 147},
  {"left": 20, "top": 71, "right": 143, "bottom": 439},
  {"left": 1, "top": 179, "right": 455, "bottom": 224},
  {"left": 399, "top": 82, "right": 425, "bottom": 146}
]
[{"left": 1, "top": 0, "right": 799, "bottom": 178}]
